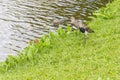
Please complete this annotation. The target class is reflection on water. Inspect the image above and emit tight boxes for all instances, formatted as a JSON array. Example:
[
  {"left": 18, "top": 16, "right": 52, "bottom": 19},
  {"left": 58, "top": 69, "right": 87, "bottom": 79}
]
[{"left": 0, "top": 0, "right": 112, "bottom": 61}]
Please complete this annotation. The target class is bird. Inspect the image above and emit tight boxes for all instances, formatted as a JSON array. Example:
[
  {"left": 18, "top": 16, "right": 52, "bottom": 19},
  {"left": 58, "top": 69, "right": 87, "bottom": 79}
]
[
  {"left": 52, "top": 19, "right": 60, "bottom": 27},
  {"left": 52, "top": 18, "right": 68, "bottom": 29},
  {"left": 70, "top": 16, "right": 79, "bottom": 29},
  {"left": 52, "top": 18, "right": 68, "bottom": 28},
  {"left": 70, "top": 16, "right": 94, "bottom": 44},
  {"left": 78, "top": 20, "right": 94, "bottom": 35},
  {"left": 70, "top": 16, "right": 94, "bottom": 35}
]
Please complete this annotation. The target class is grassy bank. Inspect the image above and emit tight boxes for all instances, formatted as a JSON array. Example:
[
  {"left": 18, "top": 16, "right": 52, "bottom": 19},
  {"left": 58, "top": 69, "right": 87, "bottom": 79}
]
[{"left": 0, "top": 0, "right": 120, "bottom": 79}]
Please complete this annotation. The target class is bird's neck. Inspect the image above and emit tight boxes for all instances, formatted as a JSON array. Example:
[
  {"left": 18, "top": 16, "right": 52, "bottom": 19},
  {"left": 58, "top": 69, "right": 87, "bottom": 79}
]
[{"left": 78, "top": 22, "right": 84, "bottom": 28}]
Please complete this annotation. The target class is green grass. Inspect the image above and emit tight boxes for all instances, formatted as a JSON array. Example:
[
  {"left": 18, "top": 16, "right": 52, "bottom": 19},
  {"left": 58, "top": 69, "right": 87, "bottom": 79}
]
[{"left": 0, "top": 0, "right": 120, "bottom": 80}]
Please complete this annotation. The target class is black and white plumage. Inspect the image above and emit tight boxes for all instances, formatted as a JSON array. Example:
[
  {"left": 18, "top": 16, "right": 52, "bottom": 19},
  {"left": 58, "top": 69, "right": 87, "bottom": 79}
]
[
  {"left": 70, "top": 16, "right": 94, "bottom": 44},
  {"left": 79, "top": 27, "right": 86, "bottom": 33},
  {"left": 70, "top": 16, "right": 94, "bottom": 35}
]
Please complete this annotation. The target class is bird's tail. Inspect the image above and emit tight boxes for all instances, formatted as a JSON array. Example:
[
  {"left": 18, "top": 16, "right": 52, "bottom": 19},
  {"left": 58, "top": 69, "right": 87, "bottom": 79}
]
[
  {"left": 87, "top": 28, "right": 94, "bottom": 33},
  {"left": 85, "top": 26, "right": 94, "bottom": 33}
]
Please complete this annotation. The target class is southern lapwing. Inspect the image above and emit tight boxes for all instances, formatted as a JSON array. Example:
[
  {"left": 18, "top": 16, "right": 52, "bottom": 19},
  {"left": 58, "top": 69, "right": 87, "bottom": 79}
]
[{"left": 70, "top": 16, "right": 94, "bottom": 44}]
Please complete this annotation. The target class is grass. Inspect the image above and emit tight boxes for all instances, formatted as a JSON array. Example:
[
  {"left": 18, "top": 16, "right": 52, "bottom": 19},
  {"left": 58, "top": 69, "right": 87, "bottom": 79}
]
[{"left": 0, "top": 0, "right": 120, "bottom": 79}]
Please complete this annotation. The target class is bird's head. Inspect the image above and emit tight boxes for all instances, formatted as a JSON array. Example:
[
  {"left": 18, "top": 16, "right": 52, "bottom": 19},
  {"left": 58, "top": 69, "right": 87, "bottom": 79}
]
[
  {"left": 70, "top": 16, "right": 75, "bottom": 22},
  {"left": 70, "top": 16, "right": 78, "bottom": 27},
  {"left": 78, "top": 20, "right": 84, "bottom": 28}
]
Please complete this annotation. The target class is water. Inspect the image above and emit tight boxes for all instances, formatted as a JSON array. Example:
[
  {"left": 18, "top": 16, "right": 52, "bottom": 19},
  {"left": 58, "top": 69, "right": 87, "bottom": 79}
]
[{"left": 0, "top": 0, "right": 112, "bottom": 61}]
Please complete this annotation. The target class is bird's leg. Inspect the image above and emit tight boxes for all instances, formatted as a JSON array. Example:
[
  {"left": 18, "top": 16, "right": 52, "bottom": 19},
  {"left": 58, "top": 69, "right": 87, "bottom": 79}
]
[
  {"left": 83, "top": 32, "right": 87, "bottom": 45},
  {"left": 85, "top": 31, "right": 88, "bottom": 38},
  {"left": 84, "top": 33, "right": 86, "bottom": 45}
]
